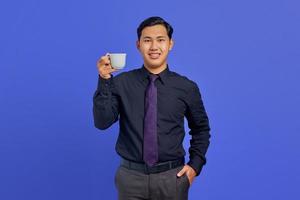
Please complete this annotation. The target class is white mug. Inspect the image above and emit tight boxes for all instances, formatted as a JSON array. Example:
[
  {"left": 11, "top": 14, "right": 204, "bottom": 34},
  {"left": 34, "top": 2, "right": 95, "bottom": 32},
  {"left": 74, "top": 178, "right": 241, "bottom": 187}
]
[{"left": 109, "top": 53, "right": 126, "bottom": 69}]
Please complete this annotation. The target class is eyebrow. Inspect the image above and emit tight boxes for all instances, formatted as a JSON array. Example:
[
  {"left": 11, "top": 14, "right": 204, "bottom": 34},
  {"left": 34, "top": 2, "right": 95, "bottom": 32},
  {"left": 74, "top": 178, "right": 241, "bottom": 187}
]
[{"left": 142, "top": 36, "right": 168, "bottom": 39}]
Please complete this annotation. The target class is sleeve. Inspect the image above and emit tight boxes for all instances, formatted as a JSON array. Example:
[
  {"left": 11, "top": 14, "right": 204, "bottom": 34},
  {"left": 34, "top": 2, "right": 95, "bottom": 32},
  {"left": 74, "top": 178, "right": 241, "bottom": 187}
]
[
  {"left": 185, "top": 83, "right": 211, "bottom": 176},
  {"left": 92, "top": 74, "right": 120, "bottom": 130}
]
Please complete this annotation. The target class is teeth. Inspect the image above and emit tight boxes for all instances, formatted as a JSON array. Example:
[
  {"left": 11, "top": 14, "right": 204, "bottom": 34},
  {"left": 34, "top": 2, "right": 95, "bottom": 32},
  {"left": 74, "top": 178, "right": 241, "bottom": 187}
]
[{"left": 149, "top": 53, "right": 160, "bottom": 58}]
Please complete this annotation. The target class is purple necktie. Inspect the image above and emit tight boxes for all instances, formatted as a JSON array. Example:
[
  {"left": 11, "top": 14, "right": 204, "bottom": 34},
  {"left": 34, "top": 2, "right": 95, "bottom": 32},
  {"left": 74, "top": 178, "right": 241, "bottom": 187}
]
[{"left": 143, "top": 74, "right": 159, "bottom": 166}]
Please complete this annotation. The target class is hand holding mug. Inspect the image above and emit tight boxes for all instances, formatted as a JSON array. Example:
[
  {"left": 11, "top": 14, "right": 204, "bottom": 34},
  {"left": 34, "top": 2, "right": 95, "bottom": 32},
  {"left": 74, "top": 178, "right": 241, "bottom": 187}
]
[{"left": 97, "top": 53, "right": 126, "bottom": 79}]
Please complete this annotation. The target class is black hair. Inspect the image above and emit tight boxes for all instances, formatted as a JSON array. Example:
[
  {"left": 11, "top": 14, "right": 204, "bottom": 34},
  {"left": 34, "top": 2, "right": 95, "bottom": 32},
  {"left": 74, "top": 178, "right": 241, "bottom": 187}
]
[{"left": 137, "top": 16, "right": 173, "bottom": 40}]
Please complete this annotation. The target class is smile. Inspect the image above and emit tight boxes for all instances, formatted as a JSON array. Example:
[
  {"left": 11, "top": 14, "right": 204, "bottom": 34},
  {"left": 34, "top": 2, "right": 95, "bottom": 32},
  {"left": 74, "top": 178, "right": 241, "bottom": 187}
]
[{"left": 148, "top": 53, "right": 161, "bottom": 59}]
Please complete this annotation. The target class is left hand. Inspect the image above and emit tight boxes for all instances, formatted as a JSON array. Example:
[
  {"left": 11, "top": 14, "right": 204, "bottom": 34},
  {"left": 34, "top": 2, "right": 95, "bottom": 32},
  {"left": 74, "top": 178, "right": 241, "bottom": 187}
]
[{"left": 176, "top": 164, "right": 197, "bottom": 186}]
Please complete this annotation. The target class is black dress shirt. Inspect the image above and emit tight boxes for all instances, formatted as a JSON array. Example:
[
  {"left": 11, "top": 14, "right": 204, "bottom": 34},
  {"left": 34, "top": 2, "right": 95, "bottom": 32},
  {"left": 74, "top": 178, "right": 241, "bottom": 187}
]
[{"left": 93, "top": 65, "right": 210, "bottom": 175}]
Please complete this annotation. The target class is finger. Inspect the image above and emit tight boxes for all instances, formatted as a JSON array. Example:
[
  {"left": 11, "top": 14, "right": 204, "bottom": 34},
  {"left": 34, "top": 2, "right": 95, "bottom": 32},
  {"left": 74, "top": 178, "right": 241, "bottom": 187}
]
[
  {"left": 104, "top": 62, "right": 111, "bottom": 67},
  {"left": 98, "top": 54, "right": 110, "bottom": 63},
  {"left": 103, "top": 64, "right": 114, "bottom": 71},
  {"left": 103, "top": 56, "right": 111, "bottom": 64},
  {"left": 105, "top": 53, "right": 111, "bottom": 60},
  {"left": 102, "top": 67, "right": 117, "bottom": 74},
  {"left": 108, "top": 68, "right": 119, "bottom": 73},
  {"left": 98, "top": 55, "right": 107, "bottom": 61},
  {"left": 98, "top": 61, "right": 111, "bottom": 70},
  {"left": 111, "top": 68, "right": 119, "bottom": 72},
  {"left": 177, "top": 167, "right": 187, "bottom": 177}
]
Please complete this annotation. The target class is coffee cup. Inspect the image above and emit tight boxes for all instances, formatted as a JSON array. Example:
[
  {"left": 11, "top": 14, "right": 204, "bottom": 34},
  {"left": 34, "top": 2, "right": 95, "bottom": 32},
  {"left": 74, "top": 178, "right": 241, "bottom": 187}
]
[{"left": 108, "top": 53, "right": 126, "bottom": 69}]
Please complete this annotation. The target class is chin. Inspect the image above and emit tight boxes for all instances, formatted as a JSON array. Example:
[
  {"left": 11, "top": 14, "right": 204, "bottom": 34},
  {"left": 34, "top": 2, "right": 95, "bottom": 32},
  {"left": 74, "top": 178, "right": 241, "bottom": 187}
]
[
  {"left": 146, "top": 63, "right": 163, "bottom": 69},
  {"left": 145, "top": 60, "right": 166, "bottom": 68}
]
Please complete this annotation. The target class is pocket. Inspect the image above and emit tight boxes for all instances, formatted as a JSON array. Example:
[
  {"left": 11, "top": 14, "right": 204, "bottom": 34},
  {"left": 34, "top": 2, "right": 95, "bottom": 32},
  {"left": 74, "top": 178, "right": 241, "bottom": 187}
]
[
  {"left": 184, "top": 174, "right": 190, "bottom": 187},
  {"left": 114, "top": 166, "right": 121, "bottom": 188}
]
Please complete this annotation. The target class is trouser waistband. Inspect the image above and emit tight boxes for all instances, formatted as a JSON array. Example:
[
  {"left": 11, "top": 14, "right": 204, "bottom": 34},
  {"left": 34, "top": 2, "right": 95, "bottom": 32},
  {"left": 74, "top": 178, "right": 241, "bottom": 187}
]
[{"left": 121, "top": 157, "right": 185, "bottom": 174}]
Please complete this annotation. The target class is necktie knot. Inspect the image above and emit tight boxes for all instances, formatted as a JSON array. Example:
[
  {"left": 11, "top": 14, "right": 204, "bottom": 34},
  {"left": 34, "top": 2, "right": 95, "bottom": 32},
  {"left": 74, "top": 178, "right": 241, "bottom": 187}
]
[{"left": 149, "top": 74, "right": 159, "bottom": 83}]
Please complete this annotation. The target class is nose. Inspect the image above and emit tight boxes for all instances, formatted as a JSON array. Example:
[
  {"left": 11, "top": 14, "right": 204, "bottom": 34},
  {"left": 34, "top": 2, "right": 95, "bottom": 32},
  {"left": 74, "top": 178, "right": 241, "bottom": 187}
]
[{"left": 150, "top": 40, "right": 158, "bottom": 50}]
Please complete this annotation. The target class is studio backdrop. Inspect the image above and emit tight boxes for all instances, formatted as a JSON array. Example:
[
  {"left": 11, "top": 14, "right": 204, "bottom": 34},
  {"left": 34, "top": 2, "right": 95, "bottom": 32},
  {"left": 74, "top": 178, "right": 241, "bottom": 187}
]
[{"left": 0, "top": 0, "right": 299, "bottom": 199}]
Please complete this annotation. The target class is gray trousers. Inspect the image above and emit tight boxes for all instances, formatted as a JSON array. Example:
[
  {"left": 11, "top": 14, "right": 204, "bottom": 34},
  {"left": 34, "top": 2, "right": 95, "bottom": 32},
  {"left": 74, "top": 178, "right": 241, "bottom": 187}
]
[{"left": 114, "top": 165, "right": 190, "bottom": 200}]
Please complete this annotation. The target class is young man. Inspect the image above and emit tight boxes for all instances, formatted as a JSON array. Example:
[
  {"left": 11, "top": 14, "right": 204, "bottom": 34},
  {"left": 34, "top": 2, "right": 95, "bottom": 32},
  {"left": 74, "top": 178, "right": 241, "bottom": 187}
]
[{"left": 93, "top": 16, "right": 211, "bottom": 200}]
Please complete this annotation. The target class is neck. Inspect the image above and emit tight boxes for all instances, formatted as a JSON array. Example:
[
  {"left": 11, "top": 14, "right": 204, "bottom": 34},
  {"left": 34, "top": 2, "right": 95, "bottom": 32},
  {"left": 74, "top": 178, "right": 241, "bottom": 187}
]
[{"left": 144, "top": 63, "right": 167, "bottom": 74}]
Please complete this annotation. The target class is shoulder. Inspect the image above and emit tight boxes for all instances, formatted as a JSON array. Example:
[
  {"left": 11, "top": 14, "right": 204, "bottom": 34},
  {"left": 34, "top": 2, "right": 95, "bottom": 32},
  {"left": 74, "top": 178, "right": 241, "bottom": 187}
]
[
  {"left": 168, "top": 70, "right": 199, "bottom": 90},
  {"left": 112, "top": 67, "right": 140, "bottom": 81}
]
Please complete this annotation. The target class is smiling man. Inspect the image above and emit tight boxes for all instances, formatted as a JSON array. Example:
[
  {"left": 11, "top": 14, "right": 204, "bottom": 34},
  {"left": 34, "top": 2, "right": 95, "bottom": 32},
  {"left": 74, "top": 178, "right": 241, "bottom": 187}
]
[{"left": 93, "top": 16, "right": 211, "bottom": 200}]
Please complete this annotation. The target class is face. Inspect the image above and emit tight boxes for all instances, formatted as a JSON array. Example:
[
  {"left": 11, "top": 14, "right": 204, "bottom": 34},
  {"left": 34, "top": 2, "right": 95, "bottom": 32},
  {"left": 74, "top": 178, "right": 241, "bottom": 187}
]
[{"left": 137, "top": 25, "right": 174, "bottom": 70}]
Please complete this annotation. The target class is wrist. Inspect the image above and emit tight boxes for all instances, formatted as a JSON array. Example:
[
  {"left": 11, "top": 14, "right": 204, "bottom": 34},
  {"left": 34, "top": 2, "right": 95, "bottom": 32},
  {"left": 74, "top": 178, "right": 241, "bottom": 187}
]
[{"left": 99, "top": 74, "right": 111, "bottom": 79}]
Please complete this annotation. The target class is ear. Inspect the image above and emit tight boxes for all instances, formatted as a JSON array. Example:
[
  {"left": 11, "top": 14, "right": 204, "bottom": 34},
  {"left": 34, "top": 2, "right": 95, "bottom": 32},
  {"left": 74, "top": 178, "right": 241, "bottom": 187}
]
[
  {"left": 136, "top": 40, "right": 140, "bottom": 51},
  {"left": 169, "top": 39, "right": 174, "bottom": 51}
]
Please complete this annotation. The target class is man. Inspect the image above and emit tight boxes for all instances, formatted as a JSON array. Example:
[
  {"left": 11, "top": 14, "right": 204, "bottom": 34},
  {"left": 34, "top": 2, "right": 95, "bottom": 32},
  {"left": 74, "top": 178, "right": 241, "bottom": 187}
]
[{"left": 93, "top": 16, "right": 210, "bottom": 200}]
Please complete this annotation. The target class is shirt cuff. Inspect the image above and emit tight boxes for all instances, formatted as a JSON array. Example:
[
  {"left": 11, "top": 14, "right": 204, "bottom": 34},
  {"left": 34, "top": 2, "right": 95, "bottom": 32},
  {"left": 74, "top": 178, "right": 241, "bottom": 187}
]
[
  {"left": 187, "top": 155, "right": 206, "bottom": 176},
  {"left": 97, "top": 74, "right": 114, "bottom": 92}
]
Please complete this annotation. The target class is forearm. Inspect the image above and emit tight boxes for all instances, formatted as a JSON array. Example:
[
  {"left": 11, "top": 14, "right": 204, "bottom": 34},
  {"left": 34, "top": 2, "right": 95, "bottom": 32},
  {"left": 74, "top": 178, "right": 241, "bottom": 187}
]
[
  {"left": 187, "top": 124, "right": 210, "bottom": 176},
  {"left": 93, "top": 75, "right": 119, "bottom": 130},
  {"left": 185, "top": 83, "right": 211, "bottom": 176}
]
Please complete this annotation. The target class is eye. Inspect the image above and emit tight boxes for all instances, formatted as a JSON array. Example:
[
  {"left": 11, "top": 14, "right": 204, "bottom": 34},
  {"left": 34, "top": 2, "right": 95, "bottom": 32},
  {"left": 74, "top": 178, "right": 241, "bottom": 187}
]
[
  {"left": 144, "top": 39, "right": 151, "bottom": 43},
  {"left": 158, "top": 38, "right": 166, "bottom": 42}
]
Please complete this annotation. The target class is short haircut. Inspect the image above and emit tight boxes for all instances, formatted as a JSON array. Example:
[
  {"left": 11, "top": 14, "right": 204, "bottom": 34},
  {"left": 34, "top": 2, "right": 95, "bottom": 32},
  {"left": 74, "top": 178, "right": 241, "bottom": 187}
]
[{"left": 137, "top": 16, "right": 173, "bottom": 40}]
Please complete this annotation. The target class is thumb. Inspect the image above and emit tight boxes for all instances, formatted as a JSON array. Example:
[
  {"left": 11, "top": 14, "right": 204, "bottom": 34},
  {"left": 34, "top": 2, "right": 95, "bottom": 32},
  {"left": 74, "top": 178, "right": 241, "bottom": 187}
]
[
  {"left": 105, "top": 52, "right": 110, "bottom": 59},
  {"left": 177, "top": 167, "right": 187, "bottom": 177}
]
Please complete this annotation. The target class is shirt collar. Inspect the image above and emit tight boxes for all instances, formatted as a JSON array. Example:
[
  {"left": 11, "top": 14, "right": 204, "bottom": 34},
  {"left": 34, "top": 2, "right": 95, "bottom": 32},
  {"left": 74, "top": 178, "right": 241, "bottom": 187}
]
[{"left": 139, "top": 65, "right": 170, "bottom": 85}]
